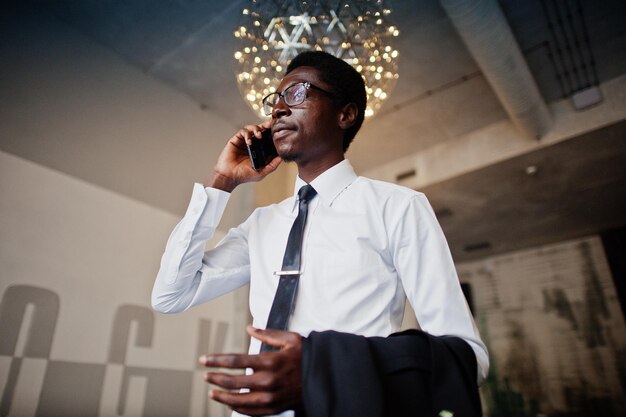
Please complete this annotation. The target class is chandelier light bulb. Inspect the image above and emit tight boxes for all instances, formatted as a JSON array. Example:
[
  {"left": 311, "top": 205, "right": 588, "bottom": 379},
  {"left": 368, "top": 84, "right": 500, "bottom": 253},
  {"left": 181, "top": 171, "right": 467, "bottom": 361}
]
[{"left": 233, "top": 0, "right": 399, "bottom": 119}]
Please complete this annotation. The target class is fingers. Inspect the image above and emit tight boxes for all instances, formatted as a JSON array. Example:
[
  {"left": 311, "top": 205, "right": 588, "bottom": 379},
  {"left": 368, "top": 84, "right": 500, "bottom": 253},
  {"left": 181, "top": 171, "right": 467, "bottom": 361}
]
[
  {"left": 246, "top": 326, "right": 302, "bottom": 350},
  {"left": 199, "top": 352, "right": 273, "bottom": 370},
  {"left": 256, "top": 156, "right": 283, "bottom": 176},
  {"left": 238, "top": 124, "right": 268, "bottom": 146},
  {"left": 197, "top": 328, "right": 300, "bottom": 371},
  {"left": 204, "top": 370, "right": 279, "bottom": 391},
  {"left": 200, "top": 329, "right": 304, "bottom": 415},
  {"left": 212, "top": 122, "right": 278, "bottom": 187},
  {"left": 259, "top": 119, "right": 272, "bottom": 130},
  {"left": 209, "top": 389, "right": 286, "bottom": 416}
]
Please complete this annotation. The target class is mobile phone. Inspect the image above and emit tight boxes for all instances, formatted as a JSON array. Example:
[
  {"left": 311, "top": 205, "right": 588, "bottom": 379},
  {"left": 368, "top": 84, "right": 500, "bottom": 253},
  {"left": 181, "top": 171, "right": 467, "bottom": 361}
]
[{"left": 247, "top": 129, "right": 278, "bottom": 171}]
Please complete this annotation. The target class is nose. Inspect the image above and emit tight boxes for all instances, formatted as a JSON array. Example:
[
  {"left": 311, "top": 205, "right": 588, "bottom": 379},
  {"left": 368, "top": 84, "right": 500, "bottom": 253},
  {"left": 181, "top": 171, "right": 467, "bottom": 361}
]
[{"left": 271, "top": 95, "right": 290, "bottom": 119}]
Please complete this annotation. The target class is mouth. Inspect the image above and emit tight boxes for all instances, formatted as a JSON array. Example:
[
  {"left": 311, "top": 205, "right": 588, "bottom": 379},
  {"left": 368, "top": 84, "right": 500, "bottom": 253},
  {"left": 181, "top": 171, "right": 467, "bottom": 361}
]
[{"left": 272, "top": 124, "right": 294, "bottom": 140}]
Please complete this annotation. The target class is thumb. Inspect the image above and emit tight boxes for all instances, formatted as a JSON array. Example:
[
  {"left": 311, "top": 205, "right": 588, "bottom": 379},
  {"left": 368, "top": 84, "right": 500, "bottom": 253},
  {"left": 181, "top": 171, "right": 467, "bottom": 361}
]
[
  {"left": 257, "top": 156, "right": 283, "bottom": 176},
  {"left": 247, "top": 325, "right": 300, "bottom": 349}
]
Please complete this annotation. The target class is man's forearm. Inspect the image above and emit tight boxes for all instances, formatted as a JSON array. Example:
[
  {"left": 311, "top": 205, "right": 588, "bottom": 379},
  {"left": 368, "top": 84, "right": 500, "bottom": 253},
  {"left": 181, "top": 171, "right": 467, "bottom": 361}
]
[{"left": 151, "top": 183, "right": 230, "bottom": 313}]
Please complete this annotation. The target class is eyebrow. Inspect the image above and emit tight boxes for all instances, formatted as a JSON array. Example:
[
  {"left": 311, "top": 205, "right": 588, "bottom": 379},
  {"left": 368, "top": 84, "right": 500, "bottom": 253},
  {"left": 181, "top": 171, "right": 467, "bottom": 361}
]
[{"left": 281, "top": 81, "right": 304, "bottom": 91}]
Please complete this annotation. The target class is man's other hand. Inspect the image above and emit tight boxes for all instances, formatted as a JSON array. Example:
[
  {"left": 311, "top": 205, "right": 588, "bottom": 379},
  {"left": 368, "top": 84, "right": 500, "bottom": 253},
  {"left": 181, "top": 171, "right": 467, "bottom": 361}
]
[{"left": 199, "top": 325, "right": 303, "bottom": 416}]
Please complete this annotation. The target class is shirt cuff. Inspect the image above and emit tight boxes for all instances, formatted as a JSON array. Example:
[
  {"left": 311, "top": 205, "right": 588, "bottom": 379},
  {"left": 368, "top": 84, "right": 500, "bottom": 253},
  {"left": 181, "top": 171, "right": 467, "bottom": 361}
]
[{"left": 185, "top": 183, "right": 230, "bottom": 229}]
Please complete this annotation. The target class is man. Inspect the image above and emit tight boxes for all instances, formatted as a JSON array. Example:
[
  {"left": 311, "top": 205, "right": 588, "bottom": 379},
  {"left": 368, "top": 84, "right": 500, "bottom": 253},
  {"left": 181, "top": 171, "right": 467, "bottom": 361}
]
[{"left": 152, "top": 51, "right": 488, "bottom": 416}]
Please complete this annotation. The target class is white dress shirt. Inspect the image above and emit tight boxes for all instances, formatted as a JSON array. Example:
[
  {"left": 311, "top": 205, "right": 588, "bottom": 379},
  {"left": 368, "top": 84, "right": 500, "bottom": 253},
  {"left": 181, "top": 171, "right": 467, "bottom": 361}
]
[{"left": 152, "top": 160, "right": 489, "bottom": 415}]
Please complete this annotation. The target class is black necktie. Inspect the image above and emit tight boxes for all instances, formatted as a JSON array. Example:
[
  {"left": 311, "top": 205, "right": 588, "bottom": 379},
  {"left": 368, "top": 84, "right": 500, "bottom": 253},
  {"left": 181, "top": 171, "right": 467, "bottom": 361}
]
[{"left": 260, "top": 184, "right": 317, "bottom": 352}]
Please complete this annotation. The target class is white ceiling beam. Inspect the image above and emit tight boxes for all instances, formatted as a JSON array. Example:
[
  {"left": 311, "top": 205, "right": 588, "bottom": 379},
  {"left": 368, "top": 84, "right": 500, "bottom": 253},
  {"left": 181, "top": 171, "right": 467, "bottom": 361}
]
[{"left": 439, "top": 0, "right": 552, "bottom": 139}]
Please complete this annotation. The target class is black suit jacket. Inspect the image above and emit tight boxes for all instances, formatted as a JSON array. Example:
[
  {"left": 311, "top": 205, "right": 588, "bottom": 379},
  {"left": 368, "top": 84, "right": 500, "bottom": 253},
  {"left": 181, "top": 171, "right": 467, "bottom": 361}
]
[{"left": 301, "top": 329, "right": 482, "bottom": 417}]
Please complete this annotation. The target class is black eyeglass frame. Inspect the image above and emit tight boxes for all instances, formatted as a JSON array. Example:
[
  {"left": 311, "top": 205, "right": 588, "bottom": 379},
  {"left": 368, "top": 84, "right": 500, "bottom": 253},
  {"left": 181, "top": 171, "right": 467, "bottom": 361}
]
[{"left": 262, "top": 82, "right": 335, "bottom": 116}]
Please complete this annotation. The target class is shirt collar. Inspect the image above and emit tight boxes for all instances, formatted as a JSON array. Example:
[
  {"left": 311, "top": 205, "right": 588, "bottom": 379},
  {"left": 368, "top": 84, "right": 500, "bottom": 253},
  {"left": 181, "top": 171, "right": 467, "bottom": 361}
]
[{"left": 292, "top": 159, "right": 357, "bottom": 209}]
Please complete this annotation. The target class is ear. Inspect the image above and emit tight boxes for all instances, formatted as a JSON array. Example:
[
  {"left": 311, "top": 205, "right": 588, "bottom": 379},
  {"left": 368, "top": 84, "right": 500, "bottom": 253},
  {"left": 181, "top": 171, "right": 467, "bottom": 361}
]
[{"left": 337, "top": 102, "right": 358, "bottom": 130}]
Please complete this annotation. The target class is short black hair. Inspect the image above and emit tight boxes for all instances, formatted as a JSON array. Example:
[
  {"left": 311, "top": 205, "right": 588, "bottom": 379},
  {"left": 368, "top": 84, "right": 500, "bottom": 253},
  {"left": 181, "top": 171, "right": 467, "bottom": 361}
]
[{"left": 286, "top": 51, "right": 366, "bottom": 151}]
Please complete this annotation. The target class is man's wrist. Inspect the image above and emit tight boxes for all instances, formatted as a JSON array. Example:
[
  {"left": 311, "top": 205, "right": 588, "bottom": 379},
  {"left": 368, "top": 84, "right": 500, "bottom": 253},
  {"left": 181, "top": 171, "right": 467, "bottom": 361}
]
[{"left": 204, "top": 170, "right": 238, "bottom": 193}]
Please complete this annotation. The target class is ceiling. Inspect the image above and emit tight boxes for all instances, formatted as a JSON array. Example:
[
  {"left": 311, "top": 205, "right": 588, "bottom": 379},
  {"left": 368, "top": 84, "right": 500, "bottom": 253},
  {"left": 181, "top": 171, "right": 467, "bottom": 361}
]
[
  {"left": 424, "top": 120, "right": 626, "bottom": 262},
  {"left": 5, "top": 0, "right": 626, "bottom": 261}
]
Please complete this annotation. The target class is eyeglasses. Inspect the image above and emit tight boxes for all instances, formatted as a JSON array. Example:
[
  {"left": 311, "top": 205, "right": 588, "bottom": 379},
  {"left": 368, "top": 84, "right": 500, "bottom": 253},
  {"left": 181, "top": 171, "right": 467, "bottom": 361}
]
[{"left": 262, "top": 82, "right": 334, "bottom": 116}]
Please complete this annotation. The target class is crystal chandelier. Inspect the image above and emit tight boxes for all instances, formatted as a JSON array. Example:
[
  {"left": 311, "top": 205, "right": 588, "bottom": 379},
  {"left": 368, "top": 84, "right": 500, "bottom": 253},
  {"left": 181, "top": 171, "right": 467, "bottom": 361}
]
[{"left": 233, "top": 0, "right": 399, "bottom": 119}]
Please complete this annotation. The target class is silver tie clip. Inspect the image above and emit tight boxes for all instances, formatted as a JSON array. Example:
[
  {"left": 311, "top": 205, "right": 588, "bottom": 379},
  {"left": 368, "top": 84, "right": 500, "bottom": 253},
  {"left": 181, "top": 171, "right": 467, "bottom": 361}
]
[{"left": 273, "top": 270, "right": 301, "bottom": 276}]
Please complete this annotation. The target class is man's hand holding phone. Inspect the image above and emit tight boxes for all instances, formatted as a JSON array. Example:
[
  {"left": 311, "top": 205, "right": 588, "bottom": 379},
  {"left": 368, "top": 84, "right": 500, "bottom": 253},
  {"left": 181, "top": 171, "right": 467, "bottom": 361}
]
[{"left": 205, "top": 122, "right": 282, "bottom": 193}]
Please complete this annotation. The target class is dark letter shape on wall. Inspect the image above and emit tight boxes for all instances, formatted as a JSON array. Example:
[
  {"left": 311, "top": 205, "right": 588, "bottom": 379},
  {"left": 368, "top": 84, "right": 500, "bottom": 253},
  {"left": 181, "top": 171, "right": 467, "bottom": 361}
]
[
  {"left": 108, "top": 305, "right": 154, "bottom": 365},
  {"left": 0, "top": 285, "right": 60, "bottom": 417}
]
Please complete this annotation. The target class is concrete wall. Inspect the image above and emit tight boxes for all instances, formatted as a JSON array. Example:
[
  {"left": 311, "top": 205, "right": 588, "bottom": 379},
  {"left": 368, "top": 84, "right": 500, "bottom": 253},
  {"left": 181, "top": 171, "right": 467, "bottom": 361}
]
[
  {"left": 0, "top": 151, "right": 242, "bottom": 417},
  {"left": 458, "top": 236, "right": 626, "bottom": 416}
]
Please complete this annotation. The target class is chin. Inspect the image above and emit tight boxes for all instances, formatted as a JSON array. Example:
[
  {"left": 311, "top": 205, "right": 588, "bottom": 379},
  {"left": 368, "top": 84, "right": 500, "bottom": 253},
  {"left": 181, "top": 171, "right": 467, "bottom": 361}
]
[{"left": 277, "top": 145, "right": 300, "bottom": 163}]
